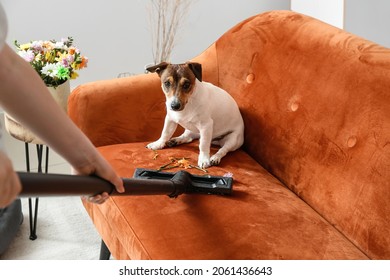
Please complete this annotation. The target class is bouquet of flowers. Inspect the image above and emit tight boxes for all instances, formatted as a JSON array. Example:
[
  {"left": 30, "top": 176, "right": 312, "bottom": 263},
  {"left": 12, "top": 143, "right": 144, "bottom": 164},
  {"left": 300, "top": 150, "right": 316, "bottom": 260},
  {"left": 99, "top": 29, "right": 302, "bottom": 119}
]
[{"left": 14, "top": 37, "right": 88, "bottom": 88}]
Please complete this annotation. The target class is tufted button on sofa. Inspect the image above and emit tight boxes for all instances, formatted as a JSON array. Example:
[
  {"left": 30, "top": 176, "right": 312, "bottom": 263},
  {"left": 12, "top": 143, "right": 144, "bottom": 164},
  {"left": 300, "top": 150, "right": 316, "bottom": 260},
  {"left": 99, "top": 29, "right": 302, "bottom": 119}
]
[{"left": 68, "top": 11, "right": 390, "bottom": 260}]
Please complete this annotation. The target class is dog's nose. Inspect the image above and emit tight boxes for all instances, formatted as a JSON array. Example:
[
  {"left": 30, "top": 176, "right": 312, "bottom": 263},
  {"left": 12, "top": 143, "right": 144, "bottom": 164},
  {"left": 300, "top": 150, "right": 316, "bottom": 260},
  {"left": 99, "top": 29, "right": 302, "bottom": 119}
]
[{"left": 170, "top": 101, "right": 181, "bottom": 111}]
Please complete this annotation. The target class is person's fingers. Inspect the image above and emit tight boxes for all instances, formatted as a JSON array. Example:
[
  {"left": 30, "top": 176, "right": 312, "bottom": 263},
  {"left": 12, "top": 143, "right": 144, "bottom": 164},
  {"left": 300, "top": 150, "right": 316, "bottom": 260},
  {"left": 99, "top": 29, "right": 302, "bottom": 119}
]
[
  {"left": 106, "top": 173, "right": 124, "bottom": 193},
  {"left": 93, "top": 159, "right": 124, "bottom": 193},
  {"left": 82, "top": 192, "right": 110, "bottom": 205}
]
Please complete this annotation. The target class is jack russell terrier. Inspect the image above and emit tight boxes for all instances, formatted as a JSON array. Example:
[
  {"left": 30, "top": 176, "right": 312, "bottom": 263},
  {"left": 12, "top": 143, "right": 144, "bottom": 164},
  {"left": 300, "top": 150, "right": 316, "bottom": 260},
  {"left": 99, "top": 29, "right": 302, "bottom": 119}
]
[{"left": 146, "top": 62, "right": 244, "bottom": 169}]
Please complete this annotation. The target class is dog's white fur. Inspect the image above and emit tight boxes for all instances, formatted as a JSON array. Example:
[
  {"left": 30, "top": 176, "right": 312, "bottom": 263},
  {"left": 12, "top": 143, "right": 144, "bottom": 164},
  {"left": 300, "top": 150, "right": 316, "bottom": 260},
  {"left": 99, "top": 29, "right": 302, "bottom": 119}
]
[{"left": 147, "top": 65, "right": 244, "bottom": 168}]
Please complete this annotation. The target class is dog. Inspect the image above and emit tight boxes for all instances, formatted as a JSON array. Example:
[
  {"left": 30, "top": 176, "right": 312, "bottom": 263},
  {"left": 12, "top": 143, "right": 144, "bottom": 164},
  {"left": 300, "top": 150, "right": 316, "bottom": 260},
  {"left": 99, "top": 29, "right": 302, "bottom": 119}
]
[{"left": 146, "top": 62, "right": 244, "bottom": 169}]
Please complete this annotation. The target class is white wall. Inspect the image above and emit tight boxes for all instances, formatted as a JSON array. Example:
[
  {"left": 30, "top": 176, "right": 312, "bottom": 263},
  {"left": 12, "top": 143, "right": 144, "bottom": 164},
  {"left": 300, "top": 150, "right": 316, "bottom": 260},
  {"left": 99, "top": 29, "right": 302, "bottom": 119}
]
[
  {"left": 1, "top": 0, "right": 290, "bottom": 90},
  {"left": 290, "top": 0, "right": 390, "bottom": 48},
  {"left": 291, "top": 0, "right": 344, "bottom": 28},
  {"left": 344, "top": 0, "right": 390, "bottom": 47}
]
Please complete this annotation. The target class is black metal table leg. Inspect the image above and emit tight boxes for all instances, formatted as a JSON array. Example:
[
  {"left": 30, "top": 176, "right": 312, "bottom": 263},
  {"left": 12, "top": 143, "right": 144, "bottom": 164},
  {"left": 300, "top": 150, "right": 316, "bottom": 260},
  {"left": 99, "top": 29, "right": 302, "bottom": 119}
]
[
  {"left": 28, "top": 197, "right": 38, "bottom": 240},
  {"left": 99, "top": 240, "right": 111, "bottom": 260},
  {"left": 25, "top": 143, "right": 49, "bottom": 240}
]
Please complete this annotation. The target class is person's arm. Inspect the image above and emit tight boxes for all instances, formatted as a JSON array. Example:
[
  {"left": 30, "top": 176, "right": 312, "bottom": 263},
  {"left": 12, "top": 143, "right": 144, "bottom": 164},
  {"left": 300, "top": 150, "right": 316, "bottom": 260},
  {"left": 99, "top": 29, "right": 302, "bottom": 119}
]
[
  {"left": 0, "top": 45, "right": 124, "bottom": 205},
  {"left": 0, "top": 151, "right": 21, "bottom": 207}
]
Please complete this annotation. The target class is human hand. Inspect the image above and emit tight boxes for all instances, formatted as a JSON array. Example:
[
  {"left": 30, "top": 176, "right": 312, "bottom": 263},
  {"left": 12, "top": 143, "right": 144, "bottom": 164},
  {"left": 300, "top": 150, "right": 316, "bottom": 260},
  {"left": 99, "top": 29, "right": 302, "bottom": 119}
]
[
  {"left": 72, "top": 152, "right": 124, "bottom": 204},
  {"left": 0, "top": 151, "right": 22, "bottom": 208}
]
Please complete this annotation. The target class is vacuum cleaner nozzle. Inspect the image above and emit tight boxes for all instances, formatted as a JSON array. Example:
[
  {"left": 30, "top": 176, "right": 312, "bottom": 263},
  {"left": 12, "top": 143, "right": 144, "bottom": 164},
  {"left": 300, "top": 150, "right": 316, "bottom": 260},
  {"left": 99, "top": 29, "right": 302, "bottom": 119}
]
[{"left": 133, "top": 168, "right": 233, "bottom": 196}]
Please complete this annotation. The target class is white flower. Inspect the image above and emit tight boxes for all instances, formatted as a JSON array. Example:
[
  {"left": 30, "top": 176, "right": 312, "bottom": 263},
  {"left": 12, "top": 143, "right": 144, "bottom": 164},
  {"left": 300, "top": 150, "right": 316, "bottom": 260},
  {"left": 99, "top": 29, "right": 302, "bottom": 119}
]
[
  {"left": 54, "top": 41, "right": 65, "bottom": 49},
  {"left": 41, "top": 63, "right": 58, "bottom": 77}
]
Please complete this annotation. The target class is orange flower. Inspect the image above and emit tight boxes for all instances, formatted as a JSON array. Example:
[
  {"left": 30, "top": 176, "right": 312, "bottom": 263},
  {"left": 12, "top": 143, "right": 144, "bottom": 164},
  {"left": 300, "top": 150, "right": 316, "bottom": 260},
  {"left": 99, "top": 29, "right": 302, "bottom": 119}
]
[
  {"left": 79, "top": 56, "right": 88, "bottom": 69},
  {"left": 68, "top": 47, "right": 76, "bottom": 55}
]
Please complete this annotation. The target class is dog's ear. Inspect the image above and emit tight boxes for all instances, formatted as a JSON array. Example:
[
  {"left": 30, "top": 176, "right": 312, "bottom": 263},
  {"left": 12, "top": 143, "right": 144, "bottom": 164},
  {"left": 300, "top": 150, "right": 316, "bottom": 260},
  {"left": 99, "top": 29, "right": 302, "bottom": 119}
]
[
  {"left": 146, "top": 62, "right": 169, "bottom": 76},
  {"left": 187, "top": 62, "right": 202, "bottom": 82}
]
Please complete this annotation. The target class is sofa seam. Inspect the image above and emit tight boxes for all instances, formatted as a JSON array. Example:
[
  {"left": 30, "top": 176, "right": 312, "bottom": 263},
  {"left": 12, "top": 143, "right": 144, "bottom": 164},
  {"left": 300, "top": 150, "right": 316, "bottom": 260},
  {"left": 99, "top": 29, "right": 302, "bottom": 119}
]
[{"left": 294, "top": 193, "right": 371, "bottom": 259}]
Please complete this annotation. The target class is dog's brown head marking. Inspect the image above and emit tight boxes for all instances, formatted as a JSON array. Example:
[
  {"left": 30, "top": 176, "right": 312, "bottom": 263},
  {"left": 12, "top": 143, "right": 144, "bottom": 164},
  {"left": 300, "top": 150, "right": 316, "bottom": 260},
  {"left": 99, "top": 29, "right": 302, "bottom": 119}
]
[
  {"left": 146, "top": 62, "right": 202, "bottom": 82},
  {"left": 146, "top": 62, "right": 202, "bottom": 111}
]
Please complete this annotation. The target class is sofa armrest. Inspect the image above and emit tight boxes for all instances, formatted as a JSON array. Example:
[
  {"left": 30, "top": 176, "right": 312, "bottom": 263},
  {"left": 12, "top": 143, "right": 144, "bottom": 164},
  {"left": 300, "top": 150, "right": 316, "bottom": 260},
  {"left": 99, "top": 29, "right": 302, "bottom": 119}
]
[{"left": 68, "top": 74, "right": 166, "bottom": 147}]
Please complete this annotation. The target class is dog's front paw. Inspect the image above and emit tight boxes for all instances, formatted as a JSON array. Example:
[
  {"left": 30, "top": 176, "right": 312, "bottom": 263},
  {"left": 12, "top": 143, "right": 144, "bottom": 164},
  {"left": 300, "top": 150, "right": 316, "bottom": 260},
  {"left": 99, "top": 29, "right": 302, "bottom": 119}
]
[
  {"left": 210, "top": 154, "right": 222, "bottom": 166},
  {"left": 166, "top": 139, "right": 178, "bottom": 147},
  {"left": 198, "top": 153, "right": 211, "bottom": 169},
  {"left": 146, "top": 141, "right": 166, "bottom": 150}
]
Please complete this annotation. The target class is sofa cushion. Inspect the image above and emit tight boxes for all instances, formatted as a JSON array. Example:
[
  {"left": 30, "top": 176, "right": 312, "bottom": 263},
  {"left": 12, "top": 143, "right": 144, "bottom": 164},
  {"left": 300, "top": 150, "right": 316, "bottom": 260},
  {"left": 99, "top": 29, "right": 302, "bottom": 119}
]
[{"left": 83, "top": 142, "right": 367, "bottom": 259}]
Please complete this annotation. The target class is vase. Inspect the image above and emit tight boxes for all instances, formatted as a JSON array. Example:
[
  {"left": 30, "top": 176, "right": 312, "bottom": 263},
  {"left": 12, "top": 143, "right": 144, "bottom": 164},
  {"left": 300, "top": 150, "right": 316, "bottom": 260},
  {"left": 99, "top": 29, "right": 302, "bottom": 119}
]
[{"left": 4, "top": 80, "right": 71, "bottom": 144}]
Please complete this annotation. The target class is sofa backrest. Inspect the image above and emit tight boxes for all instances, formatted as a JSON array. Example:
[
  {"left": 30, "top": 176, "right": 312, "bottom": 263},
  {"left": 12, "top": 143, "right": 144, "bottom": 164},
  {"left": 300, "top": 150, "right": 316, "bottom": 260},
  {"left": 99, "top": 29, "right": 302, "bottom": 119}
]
[{"left": 200, "top": 10, "right": 390, "bottom": 259}]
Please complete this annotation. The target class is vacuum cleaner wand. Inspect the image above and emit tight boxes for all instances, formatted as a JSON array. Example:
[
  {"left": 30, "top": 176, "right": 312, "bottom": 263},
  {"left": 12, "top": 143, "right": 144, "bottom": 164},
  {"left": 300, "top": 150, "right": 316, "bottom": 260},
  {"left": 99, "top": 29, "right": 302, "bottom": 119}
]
[{"left": 17, "top": 169, "right": 233, "bottom": 198}]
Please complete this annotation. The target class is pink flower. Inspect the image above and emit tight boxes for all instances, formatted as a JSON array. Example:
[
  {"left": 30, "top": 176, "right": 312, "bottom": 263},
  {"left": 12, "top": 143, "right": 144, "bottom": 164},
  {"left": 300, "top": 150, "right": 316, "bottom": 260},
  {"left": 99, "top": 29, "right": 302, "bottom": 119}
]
[
  {"left": 19, "top": 50, "right": 35, "bottom": 62},
  {"left": 67, "top": 54, "right": 74, "bottom": 63},
  {"left": 61, "top": 58, "right": 69, "bottom": 67},
  {"left": 31, "top": 41, "right": 43, "bottom": 52}
]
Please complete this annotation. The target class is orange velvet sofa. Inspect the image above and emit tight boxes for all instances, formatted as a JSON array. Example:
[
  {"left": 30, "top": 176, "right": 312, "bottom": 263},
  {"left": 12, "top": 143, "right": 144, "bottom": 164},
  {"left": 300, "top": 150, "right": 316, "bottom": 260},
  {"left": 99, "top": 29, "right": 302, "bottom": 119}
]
[{"left": 68, "top": 11, "right": 390, "bottom": 260}]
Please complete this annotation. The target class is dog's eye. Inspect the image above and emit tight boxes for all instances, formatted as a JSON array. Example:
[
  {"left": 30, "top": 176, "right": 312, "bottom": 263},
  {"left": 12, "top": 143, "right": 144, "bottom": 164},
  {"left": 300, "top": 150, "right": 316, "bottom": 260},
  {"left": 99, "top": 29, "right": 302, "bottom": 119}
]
[
  {"left": 182, "top": 81, "right": 191, "bottom": 90},
  {"left": 164, "top": 81, "right": 171, "bottom": 88}
]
